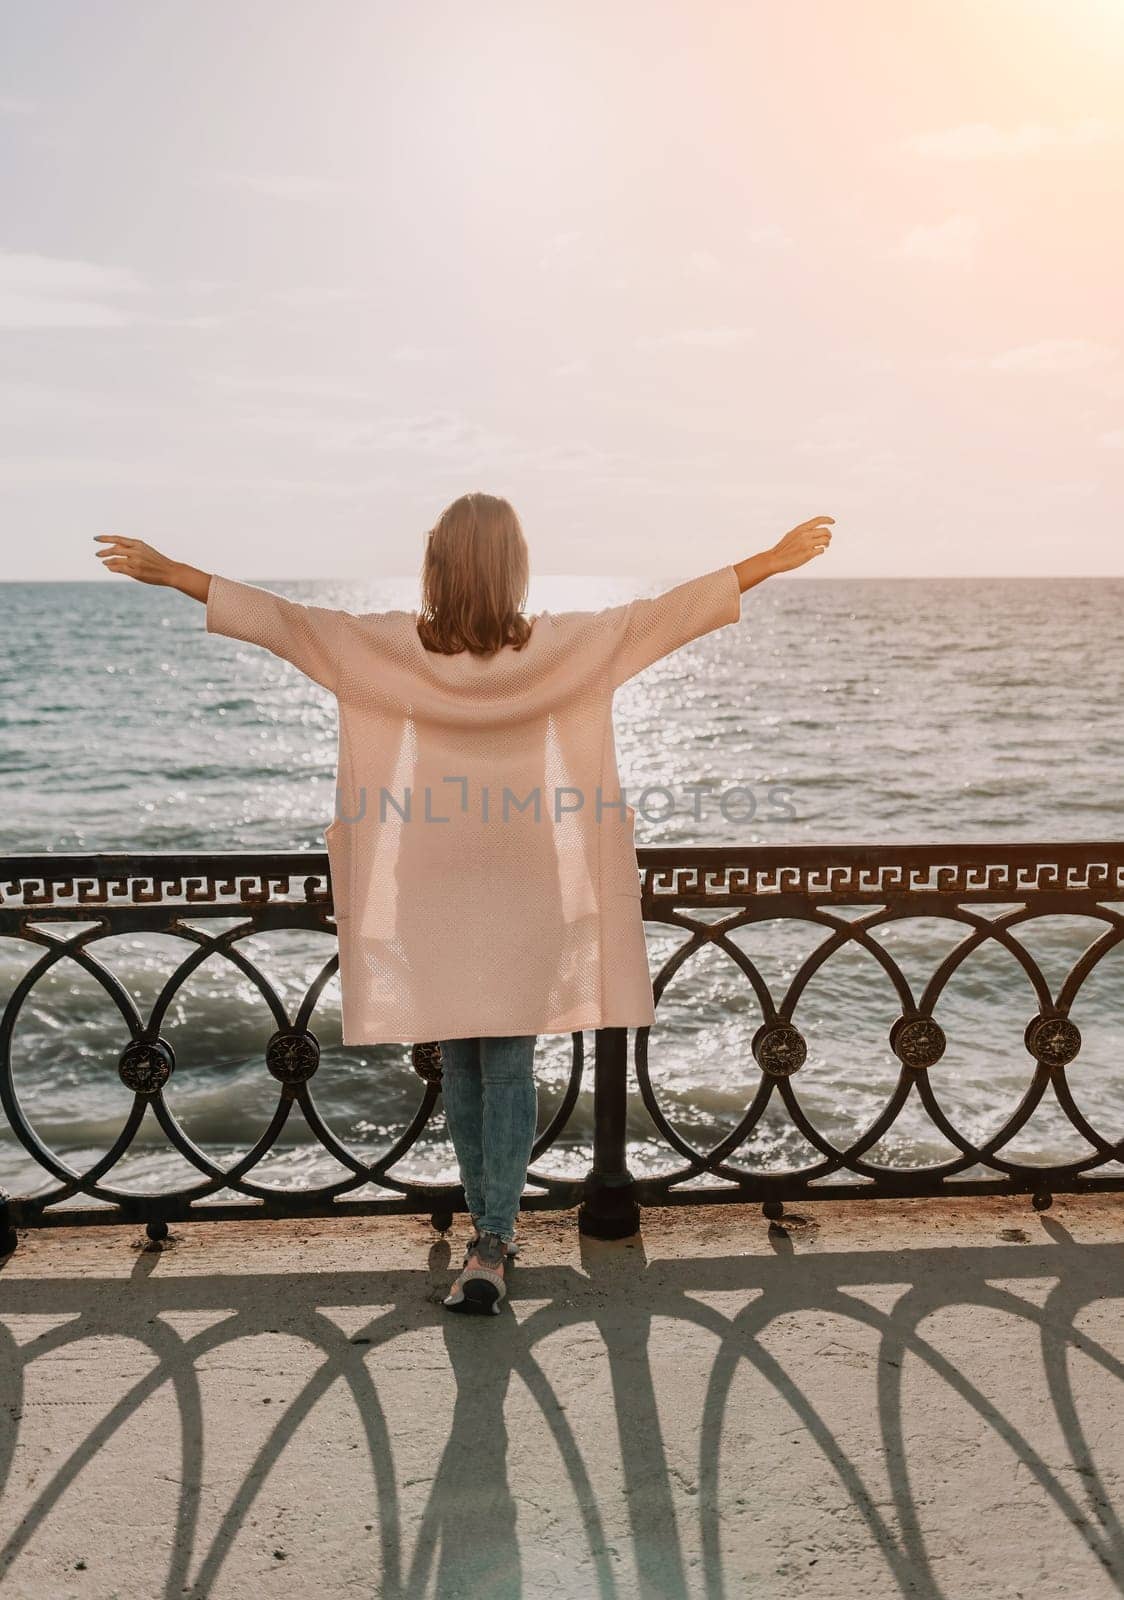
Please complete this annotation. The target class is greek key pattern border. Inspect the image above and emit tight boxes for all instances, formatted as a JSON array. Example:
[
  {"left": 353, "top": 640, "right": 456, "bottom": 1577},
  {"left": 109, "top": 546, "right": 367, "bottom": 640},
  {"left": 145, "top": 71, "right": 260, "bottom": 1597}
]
[
  {"left": 4, "top": 844, "right": 1124, "bottom": 916},
  {"left": 0, "top": 854, "right": 333, "bottom": 913},
  {"left": 641, "top": 846, "right": 1124, "bottom": 907}
]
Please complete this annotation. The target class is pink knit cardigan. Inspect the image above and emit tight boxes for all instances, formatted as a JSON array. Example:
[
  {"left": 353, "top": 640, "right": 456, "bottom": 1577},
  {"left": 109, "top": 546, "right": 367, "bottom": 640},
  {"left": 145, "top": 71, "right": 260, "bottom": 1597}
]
[{"left": 206, "top": 565, "right": 742, "bottom": 1044}]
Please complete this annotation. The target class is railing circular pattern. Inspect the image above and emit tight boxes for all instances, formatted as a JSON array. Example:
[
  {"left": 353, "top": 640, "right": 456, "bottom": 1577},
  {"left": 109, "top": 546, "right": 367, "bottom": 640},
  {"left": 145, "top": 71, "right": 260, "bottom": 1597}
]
[
  {"left": 3, "top": 845, "right": 1124, "bottom": 1226},
  {"left": 0, "top": 860, "right": 588, "bottom": 1223},
  {"left": 632, "top": 854, "right": 1124, "bottom": 1199}
]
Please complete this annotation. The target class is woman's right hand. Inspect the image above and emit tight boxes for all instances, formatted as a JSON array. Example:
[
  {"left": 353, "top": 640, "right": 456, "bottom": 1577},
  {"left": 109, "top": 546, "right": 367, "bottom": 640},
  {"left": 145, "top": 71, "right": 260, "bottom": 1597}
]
[
  {"left": 767, "top": 516, "right": 835, "bottom": 574},
  {"left": 94, "top": 534, "right": 180, "bottom": 586},
  {"left": 94, "top": 535, "right": 213, "bottom": 602}
]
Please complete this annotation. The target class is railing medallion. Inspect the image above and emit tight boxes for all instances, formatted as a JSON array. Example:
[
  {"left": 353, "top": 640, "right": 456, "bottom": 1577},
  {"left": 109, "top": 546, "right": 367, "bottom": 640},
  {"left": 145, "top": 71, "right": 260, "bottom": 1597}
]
[
  {"left": 411, "top": 1041, "right": 445, "bottom": 1085},
  {"left": 117, "top": 1037, "right": 175, "bottom": 1095},
  {"left": 752, "top": 1022, "right": 807, "bottom": 1077},
  {"left": 890, "top": 1015, "right": 947, "bottom": 1070},
  {"left": 265, "top": 1029, "right": 321, "bottom": 1084},
  {"left": 1024, "top": 1013, "right": 1081, "bottom": 1069}
]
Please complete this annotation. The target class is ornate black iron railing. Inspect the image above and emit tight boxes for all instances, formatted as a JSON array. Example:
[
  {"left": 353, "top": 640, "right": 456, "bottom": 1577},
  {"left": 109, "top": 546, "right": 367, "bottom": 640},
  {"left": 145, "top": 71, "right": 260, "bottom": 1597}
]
[{"left": 2, "top": 843, "right": 1124, "bottom": 1253}]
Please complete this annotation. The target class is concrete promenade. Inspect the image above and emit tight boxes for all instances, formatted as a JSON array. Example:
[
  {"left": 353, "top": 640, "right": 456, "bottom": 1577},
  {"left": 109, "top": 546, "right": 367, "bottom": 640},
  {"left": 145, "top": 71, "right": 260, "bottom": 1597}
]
[{"left": 1, "top": 1194, "right": 1122, "bottom": 1599}]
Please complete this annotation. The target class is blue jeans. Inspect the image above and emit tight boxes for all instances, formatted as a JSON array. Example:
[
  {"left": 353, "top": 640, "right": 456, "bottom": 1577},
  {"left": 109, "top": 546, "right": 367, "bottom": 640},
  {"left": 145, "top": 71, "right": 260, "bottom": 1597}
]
[{"left": 438, "top": 1035, "right": 538, "bottom": 1242}]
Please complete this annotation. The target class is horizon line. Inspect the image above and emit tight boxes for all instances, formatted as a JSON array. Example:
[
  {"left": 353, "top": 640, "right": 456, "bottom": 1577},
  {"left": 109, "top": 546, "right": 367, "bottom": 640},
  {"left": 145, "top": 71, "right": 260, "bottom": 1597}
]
[
  {"left": 11, "top": 572, "right": 1124, "bottom": 585},
  {"left": 8, "top": 572, "right": 1124, "bottom": 585}
]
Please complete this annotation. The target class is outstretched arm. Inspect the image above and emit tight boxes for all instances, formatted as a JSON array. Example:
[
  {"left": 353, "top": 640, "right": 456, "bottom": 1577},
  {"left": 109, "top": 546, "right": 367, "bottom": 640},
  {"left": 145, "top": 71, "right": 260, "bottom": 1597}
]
[
  {"left": 94, "top": 535, "right": 211, "bottom": 600},
  {"left": 94, "top": 534, "right": 343, "bottom": 692},
  {"left": 734, "top": 515, "right": 834, "bottom": 592},
  {"left": 606, "top": 513, "right": 837, "bottom": 687}
]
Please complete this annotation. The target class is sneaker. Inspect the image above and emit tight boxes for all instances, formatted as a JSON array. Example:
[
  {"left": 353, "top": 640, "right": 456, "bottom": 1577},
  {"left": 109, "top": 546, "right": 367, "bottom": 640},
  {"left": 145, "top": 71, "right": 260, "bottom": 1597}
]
[{"left": 443, "top": 1230, "right": 508, "bottom": 1316}]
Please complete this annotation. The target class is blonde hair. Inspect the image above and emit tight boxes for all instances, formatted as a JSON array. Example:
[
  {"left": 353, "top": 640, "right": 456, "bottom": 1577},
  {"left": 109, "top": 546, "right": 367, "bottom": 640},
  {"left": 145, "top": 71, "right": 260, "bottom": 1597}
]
[{"left": 416, "top": 491, "right": 533, "bottom": 656}]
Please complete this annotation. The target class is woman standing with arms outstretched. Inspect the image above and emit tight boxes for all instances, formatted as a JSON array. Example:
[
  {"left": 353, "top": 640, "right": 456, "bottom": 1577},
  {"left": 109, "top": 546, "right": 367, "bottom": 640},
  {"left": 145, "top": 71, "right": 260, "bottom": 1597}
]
[{"left": 95, "top": 496, "right": 833, "bottom": 1315}]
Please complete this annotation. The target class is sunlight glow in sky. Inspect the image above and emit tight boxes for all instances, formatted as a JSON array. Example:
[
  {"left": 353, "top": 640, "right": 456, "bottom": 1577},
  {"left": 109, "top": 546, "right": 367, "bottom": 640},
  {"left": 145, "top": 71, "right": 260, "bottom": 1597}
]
[{"left": 1, "top": 0, "right": 1122, "bottom": 579}]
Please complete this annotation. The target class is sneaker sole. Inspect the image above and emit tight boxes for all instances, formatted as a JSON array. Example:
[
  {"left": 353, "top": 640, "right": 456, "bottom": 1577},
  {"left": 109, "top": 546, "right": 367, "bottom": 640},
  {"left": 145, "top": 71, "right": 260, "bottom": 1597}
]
[{"left": 446, "top": 1278, "right": 503, "bottom": 1316}]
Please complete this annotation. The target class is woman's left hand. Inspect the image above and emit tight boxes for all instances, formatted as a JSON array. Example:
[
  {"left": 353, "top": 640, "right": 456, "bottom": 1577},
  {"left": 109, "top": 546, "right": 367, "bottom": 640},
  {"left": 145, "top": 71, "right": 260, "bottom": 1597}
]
[{"left": 767, "top": 516, "right": 835, "bottom": 574}]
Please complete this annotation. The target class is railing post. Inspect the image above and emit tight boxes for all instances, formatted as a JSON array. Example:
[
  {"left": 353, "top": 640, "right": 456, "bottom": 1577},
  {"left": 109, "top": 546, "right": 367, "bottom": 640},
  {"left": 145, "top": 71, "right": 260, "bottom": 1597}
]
[{"left": 578, "top": 1027, "right": 641, "bottom": 1239}]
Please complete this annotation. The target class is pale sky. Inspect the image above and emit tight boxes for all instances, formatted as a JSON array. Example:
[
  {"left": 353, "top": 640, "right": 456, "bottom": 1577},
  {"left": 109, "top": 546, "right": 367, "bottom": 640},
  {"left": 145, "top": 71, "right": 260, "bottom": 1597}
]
[{"left": 1, "top": 0, "right": 1122, "bottom": 581}]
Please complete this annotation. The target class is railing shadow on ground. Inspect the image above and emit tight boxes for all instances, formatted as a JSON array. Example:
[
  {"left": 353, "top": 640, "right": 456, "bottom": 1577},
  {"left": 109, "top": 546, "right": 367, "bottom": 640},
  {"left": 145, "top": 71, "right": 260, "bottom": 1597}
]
[{"left": 1, "top": 1218, "right": 1122, "bottom": 1599}]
